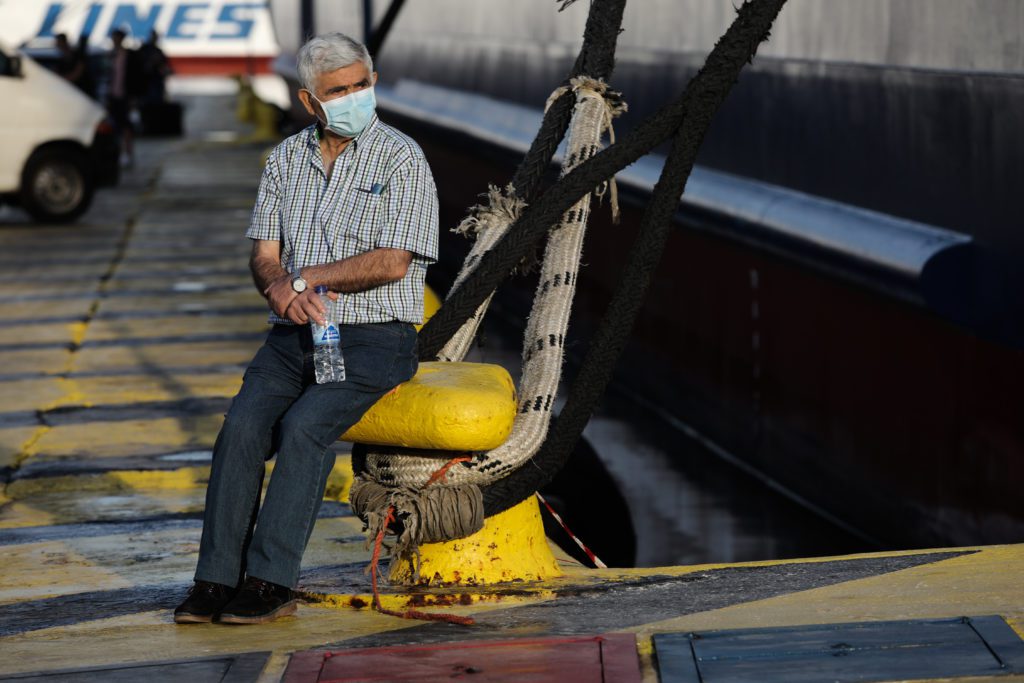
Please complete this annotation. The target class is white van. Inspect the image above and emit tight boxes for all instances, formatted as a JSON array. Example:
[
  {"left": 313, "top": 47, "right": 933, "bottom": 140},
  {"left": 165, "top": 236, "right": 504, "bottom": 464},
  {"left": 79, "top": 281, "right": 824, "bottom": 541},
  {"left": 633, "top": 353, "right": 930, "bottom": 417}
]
[{"left": 0, "top": 40, "right": 118, "bottom": 222}]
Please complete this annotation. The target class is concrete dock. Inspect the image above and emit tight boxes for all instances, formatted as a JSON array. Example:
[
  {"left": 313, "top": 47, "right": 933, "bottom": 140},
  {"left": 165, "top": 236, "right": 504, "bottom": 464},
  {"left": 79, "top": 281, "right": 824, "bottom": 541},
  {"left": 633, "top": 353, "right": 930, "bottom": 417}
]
[{"left": 1, "top": 87, "right": 1022, "bottom": 682}]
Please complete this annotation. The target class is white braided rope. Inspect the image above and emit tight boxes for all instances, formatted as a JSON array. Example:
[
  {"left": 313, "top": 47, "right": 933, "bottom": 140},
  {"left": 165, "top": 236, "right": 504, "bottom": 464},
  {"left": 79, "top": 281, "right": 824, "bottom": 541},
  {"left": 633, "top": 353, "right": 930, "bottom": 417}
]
[
  {"left": 436, "top": 185, "right": 524, "bottom": 363},
  {"left": 366, "top": 77, "right": 624, "bottom": 488}
]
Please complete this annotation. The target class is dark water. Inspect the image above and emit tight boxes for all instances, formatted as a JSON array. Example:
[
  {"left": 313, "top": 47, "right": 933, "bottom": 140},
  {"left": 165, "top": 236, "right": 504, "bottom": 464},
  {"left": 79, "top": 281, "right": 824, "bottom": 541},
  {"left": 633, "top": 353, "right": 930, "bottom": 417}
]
[{"left": 459, "top": 308, "right": 873, "bottom": 569}]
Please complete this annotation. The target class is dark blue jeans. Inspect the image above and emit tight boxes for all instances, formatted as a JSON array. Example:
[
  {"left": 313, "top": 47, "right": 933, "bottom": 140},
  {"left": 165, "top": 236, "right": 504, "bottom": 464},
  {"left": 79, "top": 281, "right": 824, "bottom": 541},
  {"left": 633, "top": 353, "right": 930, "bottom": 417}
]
[{"left": 195, "top": 322, "right": 418, "bottom": 589}]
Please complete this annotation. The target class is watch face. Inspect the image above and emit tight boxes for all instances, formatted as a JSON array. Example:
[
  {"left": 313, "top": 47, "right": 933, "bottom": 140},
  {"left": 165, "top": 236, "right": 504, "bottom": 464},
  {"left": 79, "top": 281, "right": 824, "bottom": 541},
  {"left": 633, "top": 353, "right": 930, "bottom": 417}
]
[{"left": 292, "top": 277, "right": 307, "bottom": 293}]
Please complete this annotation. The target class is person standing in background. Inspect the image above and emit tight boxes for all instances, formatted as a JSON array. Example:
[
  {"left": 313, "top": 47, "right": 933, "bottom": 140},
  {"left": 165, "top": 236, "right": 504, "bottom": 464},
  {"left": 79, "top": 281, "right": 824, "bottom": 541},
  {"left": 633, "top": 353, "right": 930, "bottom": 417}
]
[
  {"left": 74, "top": 33, "right": 98, "bottom": 99},
  {"left": 54, "top": 33, "right": 87, "bottom": 93},
  {"left": 105, "top": 28, "right": 143, "bottom": 167},
  {"left": 138, "top": 30, "right": 172, "bottom": 105}
]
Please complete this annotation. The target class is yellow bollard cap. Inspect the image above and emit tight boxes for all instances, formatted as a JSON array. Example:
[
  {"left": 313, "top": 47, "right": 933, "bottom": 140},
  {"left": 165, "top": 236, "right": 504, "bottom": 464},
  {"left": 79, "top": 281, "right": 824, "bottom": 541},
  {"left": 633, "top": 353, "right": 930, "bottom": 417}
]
[{"left": 341, "top": 361, "right": 517, "bottom": 451}]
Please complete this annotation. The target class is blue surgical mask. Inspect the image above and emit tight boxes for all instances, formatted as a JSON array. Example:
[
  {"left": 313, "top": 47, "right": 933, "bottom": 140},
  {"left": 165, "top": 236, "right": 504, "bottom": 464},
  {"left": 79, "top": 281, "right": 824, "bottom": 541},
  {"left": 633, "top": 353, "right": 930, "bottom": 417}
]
[{"left": 309, "top": 86, "right": 376, "bottom": 138}]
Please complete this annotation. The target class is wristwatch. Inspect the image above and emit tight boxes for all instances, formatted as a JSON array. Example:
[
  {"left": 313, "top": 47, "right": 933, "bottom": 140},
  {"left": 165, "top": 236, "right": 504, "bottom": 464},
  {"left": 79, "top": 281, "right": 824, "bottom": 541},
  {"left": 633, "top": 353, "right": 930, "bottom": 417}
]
[{"left": 290, "top": 269, "right": 307, "bottom": 293}]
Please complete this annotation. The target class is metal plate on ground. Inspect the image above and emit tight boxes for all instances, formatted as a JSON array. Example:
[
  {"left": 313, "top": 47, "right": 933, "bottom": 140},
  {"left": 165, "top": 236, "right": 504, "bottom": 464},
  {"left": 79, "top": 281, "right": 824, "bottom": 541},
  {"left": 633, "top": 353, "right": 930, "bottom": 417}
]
[
  {"left": 284, "top": 634, "right": 640, "bottom": 682},
  {"left": 0, "top": 651, "right": 270, "bottom": 682},
  {"left": 654, "top": 616, "right": 1024, "bottom": 682}
]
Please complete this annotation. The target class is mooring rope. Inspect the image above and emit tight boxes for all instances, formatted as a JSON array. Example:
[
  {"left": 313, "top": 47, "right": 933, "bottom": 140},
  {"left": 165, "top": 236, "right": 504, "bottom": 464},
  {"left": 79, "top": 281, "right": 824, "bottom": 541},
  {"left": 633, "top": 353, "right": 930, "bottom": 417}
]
[
  {"left": 364, "top": 77, "right": 625, "bottom": 490},
  {"left": 360, "top": 456, "right": 479, "bottom": 625},
  {"left": 350, "top": 466, "right": 484, "bottom": 582},
  {"left": 481, "top": 0, "right": 790, "bottom": 515}
]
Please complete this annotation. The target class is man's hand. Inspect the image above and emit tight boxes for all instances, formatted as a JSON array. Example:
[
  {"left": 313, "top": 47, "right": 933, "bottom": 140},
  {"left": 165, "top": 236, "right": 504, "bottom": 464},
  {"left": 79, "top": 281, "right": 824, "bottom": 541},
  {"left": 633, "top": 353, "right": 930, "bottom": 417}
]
[
  {"left": 283, "top": 289, "right": 328, "bottom": 326},
  {"left": 263, "top": 274, "right": 299, "bottom": 319}
]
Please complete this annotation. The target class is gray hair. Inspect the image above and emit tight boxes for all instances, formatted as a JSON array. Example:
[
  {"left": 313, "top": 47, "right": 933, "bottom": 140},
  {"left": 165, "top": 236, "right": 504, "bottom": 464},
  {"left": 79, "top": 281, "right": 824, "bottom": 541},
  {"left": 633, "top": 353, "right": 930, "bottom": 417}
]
[{"left": 296, "top": 33, "right": 374, "bottom": 93}]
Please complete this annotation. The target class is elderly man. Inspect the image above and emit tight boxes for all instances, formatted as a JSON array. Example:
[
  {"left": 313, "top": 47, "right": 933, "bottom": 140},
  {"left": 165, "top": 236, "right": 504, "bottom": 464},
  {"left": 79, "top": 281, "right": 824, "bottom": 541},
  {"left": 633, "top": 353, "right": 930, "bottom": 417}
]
[{"left": 174, "top": 33, "right": 438, "bottom": 625}]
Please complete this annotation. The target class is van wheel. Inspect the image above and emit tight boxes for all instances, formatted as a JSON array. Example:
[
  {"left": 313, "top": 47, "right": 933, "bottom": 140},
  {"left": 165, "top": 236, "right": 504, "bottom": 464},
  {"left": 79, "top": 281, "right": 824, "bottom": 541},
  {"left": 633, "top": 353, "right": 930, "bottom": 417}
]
[{"left": 20, "top": 147, "right": 94, "bottom": 223}]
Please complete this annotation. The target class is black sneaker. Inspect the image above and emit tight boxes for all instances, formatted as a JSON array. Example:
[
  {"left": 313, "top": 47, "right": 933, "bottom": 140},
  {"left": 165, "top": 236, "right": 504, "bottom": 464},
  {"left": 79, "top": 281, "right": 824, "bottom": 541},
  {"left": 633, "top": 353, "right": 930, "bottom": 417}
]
[
  {"left": 173, "top": 580, "right": 236, "bottom": 624},
  {"left": 217, "top": 576, "right": 299, "bottom": 624}
]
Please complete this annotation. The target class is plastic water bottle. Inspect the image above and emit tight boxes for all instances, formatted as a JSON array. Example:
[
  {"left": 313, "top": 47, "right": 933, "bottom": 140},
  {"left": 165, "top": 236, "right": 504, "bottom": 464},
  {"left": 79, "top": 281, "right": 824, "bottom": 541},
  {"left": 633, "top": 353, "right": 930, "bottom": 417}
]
[{"left": 311, "top": 286, "right": 345, "bottom": 383}]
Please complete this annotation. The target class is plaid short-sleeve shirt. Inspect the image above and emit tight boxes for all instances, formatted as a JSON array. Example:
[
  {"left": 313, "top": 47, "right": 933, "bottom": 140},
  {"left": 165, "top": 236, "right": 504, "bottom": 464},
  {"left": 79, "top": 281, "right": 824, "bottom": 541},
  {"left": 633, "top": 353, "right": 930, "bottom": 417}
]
[{"left": 246, "top": 115, "right": 439, "bottom": 325}]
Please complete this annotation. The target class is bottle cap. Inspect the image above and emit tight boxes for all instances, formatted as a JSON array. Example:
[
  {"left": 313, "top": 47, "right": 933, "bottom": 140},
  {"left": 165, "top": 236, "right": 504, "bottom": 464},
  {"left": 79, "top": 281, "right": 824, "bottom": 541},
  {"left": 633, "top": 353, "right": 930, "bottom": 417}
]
[{"left": 315, "top": 285, "right": 328, "bottom": 294}]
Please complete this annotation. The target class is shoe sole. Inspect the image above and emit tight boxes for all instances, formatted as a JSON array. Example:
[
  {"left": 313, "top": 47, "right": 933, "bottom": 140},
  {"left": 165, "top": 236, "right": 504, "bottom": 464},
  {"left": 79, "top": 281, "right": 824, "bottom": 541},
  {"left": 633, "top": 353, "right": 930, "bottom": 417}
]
[
  {"left": 217, "top": 599, "right": 299, "bottom": 625},
  {"left": 174, "top": 612, "right": 215, "bottom": 624}
]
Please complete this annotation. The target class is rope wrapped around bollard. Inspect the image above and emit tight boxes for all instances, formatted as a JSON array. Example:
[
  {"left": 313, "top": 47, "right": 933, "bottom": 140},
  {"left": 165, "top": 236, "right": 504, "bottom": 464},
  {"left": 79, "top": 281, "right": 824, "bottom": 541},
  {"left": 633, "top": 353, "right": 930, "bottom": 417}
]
[{"left": 352, "top": 456, "right": 481, "bottom": 625}]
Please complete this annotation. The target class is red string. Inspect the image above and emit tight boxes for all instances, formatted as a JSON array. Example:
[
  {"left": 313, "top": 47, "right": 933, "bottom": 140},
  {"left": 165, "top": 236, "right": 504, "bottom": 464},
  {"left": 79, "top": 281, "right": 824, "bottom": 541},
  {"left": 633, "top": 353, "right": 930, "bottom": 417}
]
[
  {"left": 368, "top": 456, "right": 476, "bottom": 626},
  {"left": 424, "top": 455, "right": 473, "bottom": 487}
]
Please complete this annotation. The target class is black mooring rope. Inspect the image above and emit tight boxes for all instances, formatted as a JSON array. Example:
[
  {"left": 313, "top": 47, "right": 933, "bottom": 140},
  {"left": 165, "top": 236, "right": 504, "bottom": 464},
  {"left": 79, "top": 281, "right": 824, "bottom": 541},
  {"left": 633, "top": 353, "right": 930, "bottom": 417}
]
[
  {"left": 480, "top": 0, "right": 789, "bottom": 516},
  {"left": 509, "top": 0, "right": 627, "bottom": 204}
]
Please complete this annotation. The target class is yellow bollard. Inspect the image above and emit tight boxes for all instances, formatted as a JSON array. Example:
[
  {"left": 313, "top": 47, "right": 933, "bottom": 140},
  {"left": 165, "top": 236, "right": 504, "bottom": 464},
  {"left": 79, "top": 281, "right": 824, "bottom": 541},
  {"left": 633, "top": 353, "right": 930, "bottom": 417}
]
[
  {"left": 250, "top": 100, "right": 280, "bottom": 142},
  {"left": 360, "top": 286, "right": 562, "bottom": 587},
  {"left": 388, "top": 494, "right": 563, "bottom": 586},
  {"left": 235, "top": 77, "right": 255, "bottom": 123}
]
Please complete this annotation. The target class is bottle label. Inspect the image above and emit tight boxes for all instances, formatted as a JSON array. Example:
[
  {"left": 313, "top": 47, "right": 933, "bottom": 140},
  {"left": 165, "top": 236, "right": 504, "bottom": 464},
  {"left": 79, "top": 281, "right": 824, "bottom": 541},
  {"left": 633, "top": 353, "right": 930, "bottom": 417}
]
[{"left": 312, "top": 322, "right": 340, "bottom": 346}]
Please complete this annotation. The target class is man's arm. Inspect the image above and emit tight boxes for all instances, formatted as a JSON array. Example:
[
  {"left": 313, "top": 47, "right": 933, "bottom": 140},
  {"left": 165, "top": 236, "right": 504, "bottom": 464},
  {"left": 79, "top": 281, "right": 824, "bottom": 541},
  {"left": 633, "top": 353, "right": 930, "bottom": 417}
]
[
  {"left": 284, "top": 248, "right": 413, "bottom": 325},
  {"left": 247, "top": 150, "right": 304, "bottom": 319},
  {"left": 250, "top": 239, "right": 309, "bottom": 323},
  {"left": 303, "top": 248, "right": 412, "bottom": 293},
  {"left": 250, "top": 239, "right": 287, "bottom": 294},
  {"left": 253, "top": 238, "right": 413, "bottom": 326}
]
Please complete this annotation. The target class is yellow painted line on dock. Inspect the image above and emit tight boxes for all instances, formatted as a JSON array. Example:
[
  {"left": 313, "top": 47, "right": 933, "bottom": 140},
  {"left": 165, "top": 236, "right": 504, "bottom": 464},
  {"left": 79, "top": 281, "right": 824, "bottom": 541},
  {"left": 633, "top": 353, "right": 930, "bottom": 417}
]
[
  {"left": 306, "top": 587, "right": 555, "bottom": 613},
  {"left": 0, "top": 522, "right": 239, "bottom": 604},
  {"left": 0, "top": 499, "right": 59, "bottom": 529},
  {"left": 96, "top": 291, "right": 264, "bottom": 316},
  {"left": 0, "top": 321, "right": 80, "bottom": 346},
  {"left": 71, "top": 340, "right": 256, "bottom": 374},
  {"left": 115, "top": 257, "right": 251, "bottom": 276},
  {"left": 629, "top": 543, "right": 1024, "bottom": 641},
  {"left": 5, "top": 466, "right": 213, "bottom": 500},
  {"left": 0, "top": 263, "right": 112, "bottom": 282},
  {"left": 104, "top": 274, "right": 254, "bottom": 293},
  {"left": 0, "top": 488, "right": 202, "bottom": 529},
  {"left": 634, "top": 635, "right": 659, "bottom": 683},
  {"left": 0, "top": 607, "right": 433, "bottom": 678},
  {"left": 0, "top": 348, "right": 75, "bottom": 376},
  {"left": 67, "top": 320, "right": 89, "bottom": 349},
  {"left": 0, "top": 427, "right": 45, "bottom": 472},
  {"left": 43, "top": 374, "right": 243, "bottom": 410},
  {"left": 0, "top": 540, "right": 134, "bottom": 605},
  {"left": 22, "top": 414, "right": 223, "bottom": 461},
  {"left": 84, "top": 315, "right": 269, "bottom": 343},
  {"left": 2, "top": 454, "right": 352, "bottom": 508},
  {"left": 42, "top": 377, "right": 91, "bottom": 411},
  {"left": 0, "top": 425, "right": 52, "bottom": 490},
  {"left": 0, "top": 378, "right": 66, "bottom": 412},
  {"left": 0, "top": 299, "right": 96, "bottom": 321}
]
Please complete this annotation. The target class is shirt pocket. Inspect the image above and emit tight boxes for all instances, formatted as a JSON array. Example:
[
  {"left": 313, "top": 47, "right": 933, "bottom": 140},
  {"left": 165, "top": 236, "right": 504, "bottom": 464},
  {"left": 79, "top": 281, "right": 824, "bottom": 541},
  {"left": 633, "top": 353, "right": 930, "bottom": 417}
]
[{"left": 330, "top": 191, "right": 384, "bottom": 253}]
